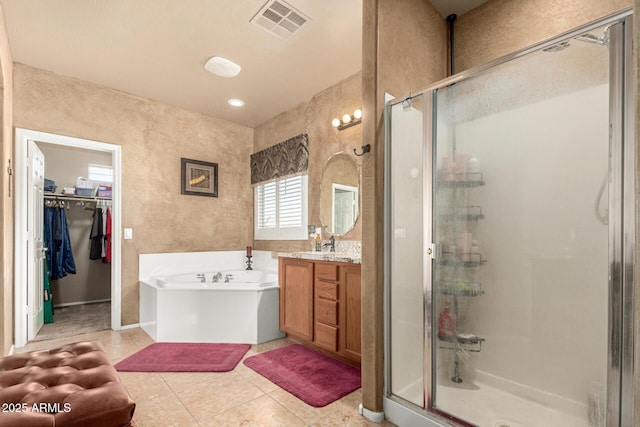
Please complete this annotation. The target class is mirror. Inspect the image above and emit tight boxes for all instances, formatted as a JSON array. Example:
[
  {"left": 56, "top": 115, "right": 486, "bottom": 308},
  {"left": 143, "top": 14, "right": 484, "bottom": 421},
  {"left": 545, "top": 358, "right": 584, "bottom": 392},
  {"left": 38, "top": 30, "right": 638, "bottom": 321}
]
[{"left": 320, "top": 152, "right": 359, "bottom": 236}]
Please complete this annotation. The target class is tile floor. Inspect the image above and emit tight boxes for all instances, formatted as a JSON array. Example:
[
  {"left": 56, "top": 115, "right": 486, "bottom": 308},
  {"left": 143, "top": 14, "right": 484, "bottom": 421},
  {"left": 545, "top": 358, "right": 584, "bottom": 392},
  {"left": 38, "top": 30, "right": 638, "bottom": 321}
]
[{"left": 18, "top": 328, "right": 396, "bottom": 426}]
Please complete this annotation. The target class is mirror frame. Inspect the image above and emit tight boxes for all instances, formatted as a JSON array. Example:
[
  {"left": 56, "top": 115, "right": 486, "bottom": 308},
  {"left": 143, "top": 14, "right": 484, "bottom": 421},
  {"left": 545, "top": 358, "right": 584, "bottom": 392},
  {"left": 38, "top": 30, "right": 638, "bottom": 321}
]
[{"left": 319, "top": 151, "right": 360, "bottom": 236}]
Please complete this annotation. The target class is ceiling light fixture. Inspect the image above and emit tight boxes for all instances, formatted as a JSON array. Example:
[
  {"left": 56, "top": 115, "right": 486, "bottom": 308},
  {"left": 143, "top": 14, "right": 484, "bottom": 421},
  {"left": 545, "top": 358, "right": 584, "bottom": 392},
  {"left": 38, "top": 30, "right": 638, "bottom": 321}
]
[
  {"left": 332, "top": 109, "right": 362, "bottom": 131},
  {"left": 204, "top": 56, "right": 242, "bottom": 78},
  {"left": 228, "top": 99, "right": 245, "bottom": 107}
]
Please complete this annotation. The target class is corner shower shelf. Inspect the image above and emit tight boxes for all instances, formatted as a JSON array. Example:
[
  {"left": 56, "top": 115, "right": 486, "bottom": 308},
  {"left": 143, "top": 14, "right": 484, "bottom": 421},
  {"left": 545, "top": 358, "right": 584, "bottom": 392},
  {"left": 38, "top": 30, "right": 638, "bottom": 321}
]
[
  {"left": 438, "top": 333, "right": 485, "bottom": 352},
  {"left": 437, "top": 173, "right": 485, "bottom": 188},
  {"left": 437, "top": 252, "right": 487, "bottom": 268},
  {"left": 438, "top": 281, "right": 483, "bottom": 297},
  {"left": 438, "top": 205, "right": 485, "bottom": 222}
]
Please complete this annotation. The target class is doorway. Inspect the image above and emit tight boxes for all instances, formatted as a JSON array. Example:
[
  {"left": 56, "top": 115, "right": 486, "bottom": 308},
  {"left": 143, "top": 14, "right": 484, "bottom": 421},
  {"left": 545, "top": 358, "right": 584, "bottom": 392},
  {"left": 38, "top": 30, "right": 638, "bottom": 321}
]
[{"left": 14, "top": 128, "right": 122, "bottom": 348}]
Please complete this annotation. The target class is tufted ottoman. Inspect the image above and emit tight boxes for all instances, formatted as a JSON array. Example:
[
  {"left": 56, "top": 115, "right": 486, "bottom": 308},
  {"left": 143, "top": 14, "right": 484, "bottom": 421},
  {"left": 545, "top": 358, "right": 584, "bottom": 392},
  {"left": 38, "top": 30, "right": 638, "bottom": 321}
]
[{"left": 0, "top": 341, "right": 135, "bottom": 427}]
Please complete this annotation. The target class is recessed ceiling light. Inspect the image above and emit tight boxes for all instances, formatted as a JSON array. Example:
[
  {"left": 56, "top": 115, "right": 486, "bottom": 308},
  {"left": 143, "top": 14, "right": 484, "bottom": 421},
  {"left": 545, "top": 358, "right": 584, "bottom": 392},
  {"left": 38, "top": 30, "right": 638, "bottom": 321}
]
[
  {"left": 204, "top": 56, "right": 241, "bottom": 78},
  {"left": 228, "top": 99, "right": 245, "bottom": 107}
]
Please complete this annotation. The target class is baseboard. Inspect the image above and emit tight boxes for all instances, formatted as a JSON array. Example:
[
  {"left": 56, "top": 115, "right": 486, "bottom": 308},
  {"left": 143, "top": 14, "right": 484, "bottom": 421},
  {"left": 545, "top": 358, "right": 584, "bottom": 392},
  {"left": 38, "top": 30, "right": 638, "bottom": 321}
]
[
  {"left": 119, "top": 323, "right": 140, "bottom": 330},
  {"left": 53, "top": 298, "right": 111, "bottom": 308},
  {"left": 359, "top": 403, "right": 385, "bottom": 423}
]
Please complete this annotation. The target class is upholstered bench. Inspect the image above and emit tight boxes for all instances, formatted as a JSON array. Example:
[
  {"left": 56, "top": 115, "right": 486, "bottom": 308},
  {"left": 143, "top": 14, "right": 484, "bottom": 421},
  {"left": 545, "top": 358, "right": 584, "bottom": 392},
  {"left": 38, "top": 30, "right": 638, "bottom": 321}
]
[{"left": 0, "top": 341, "right": 135, "bottom": 427}]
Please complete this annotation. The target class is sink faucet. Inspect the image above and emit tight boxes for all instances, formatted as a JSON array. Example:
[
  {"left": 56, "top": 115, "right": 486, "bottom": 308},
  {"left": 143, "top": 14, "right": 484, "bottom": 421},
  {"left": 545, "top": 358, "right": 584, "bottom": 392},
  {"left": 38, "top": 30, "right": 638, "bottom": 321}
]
[
  {"left": 323, "top": 235, "right": 336, "bottom": 252},
  {"left": 224, "top": 274, "right": 234, "bottom": 283},
  {"left": 212, "top": 272, "right": 222, "bottom": 283},
  {"left": 196, "top": 273, "right": 206, "bottom": 283}
]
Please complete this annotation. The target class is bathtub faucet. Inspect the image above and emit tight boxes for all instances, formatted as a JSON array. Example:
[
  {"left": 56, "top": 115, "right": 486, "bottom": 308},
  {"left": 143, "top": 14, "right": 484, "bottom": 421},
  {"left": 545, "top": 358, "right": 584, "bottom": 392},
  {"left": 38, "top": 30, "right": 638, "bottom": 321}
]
[
  {"left": 224, "top": 274, "right": 233, "bottom": 283},
  {"left": 196, "top": 273, "right": 206, "bottom": 283},
  {"left": 212, "top": 272, "right": 222, "bottom": 283}
]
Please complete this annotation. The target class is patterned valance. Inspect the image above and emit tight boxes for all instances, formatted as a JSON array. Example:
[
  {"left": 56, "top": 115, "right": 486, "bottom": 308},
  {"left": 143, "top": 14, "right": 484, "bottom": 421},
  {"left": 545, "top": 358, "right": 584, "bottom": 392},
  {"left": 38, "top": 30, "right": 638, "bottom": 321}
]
[{"left": 250, "top": 133, "right": 309, "bottom": 185}]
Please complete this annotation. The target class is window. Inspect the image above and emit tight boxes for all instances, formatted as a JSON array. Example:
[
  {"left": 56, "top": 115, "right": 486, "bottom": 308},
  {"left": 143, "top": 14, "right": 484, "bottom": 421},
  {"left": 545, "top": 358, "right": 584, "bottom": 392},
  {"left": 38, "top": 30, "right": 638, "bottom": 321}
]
[
  {"left": 88, "top": 164, "right": 113, "bottom": 183},
  {"left": 255, "top": 175, "right": 308, "bottom": 240}
]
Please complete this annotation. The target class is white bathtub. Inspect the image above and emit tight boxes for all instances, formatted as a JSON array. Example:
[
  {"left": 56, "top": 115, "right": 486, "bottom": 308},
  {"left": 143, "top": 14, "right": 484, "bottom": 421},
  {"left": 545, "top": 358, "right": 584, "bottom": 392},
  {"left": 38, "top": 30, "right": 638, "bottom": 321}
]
[{"left": 139, "top": 269, "right": 284, "bottom": 344}]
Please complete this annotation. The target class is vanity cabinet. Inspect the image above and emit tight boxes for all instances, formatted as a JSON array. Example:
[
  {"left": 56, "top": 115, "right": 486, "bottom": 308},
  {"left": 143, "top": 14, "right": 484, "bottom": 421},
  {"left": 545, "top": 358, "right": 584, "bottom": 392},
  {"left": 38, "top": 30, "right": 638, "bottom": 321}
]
[
  {"left": 278, "top": 258, "right": 314, "bottom": 341},
  {"left": 279, "top": 257, "right": 361, "bottom": 365}
]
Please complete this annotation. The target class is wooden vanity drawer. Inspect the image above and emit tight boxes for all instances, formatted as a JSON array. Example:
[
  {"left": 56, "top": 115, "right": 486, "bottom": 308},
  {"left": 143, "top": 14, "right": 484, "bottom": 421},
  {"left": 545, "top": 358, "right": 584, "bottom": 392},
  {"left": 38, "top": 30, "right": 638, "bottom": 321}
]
[
  {"left": 316, "top": 281, "right": 338, "bottom": 300},
  {"left": 315, "top": 322, "right": 338, "bottom": 351},
  {"left": 316, "top": 299, "right": 338, "bottom": 325},
  {"left": 315, "top": 263, "right": 338, "bottom": 281}
]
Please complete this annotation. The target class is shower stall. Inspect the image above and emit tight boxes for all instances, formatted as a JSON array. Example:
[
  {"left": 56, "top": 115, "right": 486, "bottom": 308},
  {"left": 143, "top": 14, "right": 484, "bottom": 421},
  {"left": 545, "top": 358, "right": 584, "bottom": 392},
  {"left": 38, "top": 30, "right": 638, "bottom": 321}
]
[{"left": 384, "top": 11, "right": 634, "bottom": 427}]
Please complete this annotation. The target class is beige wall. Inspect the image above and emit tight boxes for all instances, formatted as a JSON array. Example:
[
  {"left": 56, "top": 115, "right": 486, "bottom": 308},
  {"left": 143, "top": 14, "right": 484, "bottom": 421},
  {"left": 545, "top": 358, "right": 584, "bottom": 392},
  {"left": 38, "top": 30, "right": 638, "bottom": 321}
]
[
  {"left": 456, "top": 0, "right": 632, "bottom": 73},
  {"left": 13, "top": 63, "right": 254, "bottom": 326},
  {"left": 253, "top": 72, "right": 362, "bottom": 253},
  {"left": 0, "top": 3, "right": 13, "bottom": 356},
  {"left": 361, "top": 0, "right": 448, "bottom": 412},
  {"left": 362, "top": 0, "right": 633, "bottom": 415}
]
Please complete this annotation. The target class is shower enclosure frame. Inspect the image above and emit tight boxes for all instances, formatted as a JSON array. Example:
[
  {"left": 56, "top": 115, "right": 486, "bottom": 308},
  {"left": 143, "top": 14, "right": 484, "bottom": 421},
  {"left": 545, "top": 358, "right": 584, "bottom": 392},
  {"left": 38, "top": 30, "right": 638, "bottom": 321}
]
[{"left": 383, "top": 9, "right": 634, "bottom": 427}]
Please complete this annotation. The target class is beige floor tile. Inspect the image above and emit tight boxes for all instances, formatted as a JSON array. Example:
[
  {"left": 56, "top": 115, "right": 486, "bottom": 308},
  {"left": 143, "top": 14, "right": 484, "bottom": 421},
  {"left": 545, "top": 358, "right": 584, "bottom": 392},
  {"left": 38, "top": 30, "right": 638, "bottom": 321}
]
[
  {"left": 268, "top": 387, "right": 328, "bottom": 425},
  {"left": 16, "top": 328, "right": 397, "bottom": 426},
  {"left": 118, "top": 372, "right": 173, "bottom": 402},
  {"left": 200, "top": 395, "right": 307, "bottom": 427},
  {"left": 132, "top": 391, "right": 199, "bottom": 427},
  {"left": 176, "top": 371, "right": 266, "bottom": 422}
]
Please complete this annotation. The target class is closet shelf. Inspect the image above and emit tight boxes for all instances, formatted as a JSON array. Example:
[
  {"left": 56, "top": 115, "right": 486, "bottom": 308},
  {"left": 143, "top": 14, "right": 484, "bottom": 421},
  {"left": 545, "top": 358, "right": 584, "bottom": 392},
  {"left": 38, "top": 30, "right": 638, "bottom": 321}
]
[{"left": 44, "top": 193, "right": 111, "bottom": 203}]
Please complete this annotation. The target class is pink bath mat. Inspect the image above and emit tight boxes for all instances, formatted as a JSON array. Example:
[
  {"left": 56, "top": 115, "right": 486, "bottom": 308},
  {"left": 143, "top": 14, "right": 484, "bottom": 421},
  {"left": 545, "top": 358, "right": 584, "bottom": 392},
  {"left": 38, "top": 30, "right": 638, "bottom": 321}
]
[
  {"left": 243, "top": 344, "right": 361, "bottom": 407},
  {"left": 115, "top": 342, "right": 251, "bottom": 372}
]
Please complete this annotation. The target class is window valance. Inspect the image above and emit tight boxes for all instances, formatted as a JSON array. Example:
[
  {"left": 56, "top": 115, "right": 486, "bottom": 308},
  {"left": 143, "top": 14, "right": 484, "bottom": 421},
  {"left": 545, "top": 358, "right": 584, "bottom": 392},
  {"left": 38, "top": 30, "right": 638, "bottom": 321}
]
[{"left": 250, "top": 133, "right": 309, "bottom": 185}]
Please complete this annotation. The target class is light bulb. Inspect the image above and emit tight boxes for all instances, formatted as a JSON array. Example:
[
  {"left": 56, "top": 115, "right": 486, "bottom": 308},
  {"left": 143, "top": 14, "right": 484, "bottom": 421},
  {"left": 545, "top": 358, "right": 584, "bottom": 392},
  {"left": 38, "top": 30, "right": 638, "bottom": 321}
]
[
  {"left": 353, "top": 109, "right": 362, "bottom": 119},
  {"left": 342, "top": 114, "right": 352, "bottom": 124},
  {"left": 331, "top": 117, "right": 341, "bottom": 127},
  {"left": 228, "top": 98, "right": 245, "bottom": 107}
]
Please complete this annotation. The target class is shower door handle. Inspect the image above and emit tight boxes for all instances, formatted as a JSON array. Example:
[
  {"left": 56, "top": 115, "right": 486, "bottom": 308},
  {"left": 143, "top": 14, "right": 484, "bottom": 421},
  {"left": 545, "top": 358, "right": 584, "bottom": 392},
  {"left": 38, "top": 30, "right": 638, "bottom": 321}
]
[{"left": 427, "top": 243, "right": 437, "bottom": 259}]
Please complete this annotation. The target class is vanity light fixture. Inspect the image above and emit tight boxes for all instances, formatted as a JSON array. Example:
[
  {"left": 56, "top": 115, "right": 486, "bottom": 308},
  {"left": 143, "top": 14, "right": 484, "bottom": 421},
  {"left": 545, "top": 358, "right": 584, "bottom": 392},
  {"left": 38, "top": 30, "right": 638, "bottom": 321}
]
[{"left": 332, "top": 109, "right": 362, "bottom": 131}]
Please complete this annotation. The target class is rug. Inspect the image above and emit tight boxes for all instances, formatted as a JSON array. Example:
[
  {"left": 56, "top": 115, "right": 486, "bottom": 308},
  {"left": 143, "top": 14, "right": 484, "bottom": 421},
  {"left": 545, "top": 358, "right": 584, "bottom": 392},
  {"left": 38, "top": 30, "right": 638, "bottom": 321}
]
[
  {"left": 243, "top": 344, "right": 361, "bottom": 407},
  {"left": 115, "top": 342, "right": 251, "bottom": 372}
]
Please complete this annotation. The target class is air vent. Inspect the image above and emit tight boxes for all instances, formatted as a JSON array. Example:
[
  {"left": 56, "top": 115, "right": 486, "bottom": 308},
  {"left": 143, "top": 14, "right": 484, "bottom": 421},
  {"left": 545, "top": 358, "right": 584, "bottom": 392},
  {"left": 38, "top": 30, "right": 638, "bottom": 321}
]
[{"left": 250, "top": 0, "right": 310, "bottom": 40}]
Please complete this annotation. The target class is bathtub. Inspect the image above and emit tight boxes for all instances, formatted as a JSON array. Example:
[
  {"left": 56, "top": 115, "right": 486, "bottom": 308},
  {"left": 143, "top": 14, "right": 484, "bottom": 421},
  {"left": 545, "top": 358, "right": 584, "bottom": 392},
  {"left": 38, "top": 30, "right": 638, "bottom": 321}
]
[{"left": 139, "top": 269, "right": 285, "bottom": 344}]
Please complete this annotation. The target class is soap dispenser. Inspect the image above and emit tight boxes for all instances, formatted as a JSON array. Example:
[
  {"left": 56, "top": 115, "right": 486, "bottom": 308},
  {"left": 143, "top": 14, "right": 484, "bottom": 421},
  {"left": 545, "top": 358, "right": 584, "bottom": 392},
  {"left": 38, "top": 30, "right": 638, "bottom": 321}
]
[{"left": 314, "top": 227, "right": 322, "bottom": 252}]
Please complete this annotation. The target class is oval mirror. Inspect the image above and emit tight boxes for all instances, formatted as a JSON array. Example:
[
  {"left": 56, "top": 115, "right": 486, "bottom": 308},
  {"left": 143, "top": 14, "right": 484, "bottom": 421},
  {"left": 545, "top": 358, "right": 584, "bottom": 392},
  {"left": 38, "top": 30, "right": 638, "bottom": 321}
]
[{"left": 320, "top": 152, "right": 359, "bottom": 236}]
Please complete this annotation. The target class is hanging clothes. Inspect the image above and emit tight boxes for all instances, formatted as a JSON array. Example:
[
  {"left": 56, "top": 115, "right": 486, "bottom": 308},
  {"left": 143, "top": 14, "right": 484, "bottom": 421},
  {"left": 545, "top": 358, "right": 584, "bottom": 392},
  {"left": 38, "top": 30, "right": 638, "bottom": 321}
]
[
  {"left": 44, "top": 205, "right": 76, "bottom": 280},
  {"left": 89, "top": 207, "right": 104, "bottom": 260},
  {"left": 104, "top": 207, "right": 112, "bottom": 264}
]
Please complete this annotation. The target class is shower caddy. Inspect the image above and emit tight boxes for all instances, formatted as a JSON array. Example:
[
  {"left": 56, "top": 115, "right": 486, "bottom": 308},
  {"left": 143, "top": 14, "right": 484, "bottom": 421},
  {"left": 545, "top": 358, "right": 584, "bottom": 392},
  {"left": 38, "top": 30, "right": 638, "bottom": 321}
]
[{"left": 436, "top": 167, "right": 486, "bottom": 383}]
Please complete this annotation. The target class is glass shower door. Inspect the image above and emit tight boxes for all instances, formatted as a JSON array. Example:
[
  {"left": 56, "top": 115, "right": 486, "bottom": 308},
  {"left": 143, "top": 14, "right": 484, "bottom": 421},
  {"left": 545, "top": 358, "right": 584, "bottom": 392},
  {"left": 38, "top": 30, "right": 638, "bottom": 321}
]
[{"left": 430, "top": 24, "right": 612, "bottom": 427}]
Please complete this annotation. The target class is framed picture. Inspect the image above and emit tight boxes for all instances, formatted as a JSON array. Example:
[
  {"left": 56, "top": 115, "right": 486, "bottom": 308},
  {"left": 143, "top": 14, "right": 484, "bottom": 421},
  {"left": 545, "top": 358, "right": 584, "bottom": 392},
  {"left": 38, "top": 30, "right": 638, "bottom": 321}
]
[{"left": 181, "top": 158, "right": 218, "bottom": 197}]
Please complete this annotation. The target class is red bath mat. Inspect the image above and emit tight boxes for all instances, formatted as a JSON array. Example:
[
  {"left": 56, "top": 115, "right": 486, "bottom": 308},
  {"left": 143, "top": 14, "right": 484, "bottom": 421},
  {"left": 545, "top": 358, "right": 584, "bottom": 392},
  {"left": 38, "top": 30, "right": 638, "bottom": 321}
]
[
  {"left": 243, "top": 344, "right": 361, "bottom": 407},
  {"left": 115, "top": 342, "right": 251, "bottom": 372}
]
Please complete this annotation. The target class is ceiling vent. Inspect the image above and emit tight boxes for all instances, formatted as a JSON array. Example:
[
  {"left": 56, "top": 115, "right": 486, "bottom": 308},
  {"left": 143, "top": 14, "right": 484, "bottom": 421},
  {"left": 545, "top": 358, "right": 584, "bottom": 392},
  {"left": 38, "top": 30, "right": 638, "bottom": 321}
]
[{"left": 250, "top": 0, "right": 310, "bottom": 40}]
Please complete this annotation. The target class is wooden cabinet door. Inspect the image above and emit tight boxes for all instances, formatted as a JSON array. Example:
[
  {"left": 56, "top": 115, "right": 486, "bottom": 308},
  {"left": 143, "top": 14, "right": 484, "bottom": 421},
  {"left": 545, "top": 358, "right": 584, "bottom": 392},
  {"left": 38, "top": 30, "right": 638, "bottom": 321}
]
[
  {"left": 279, "top": 258, "right": 314, "bottom": 341},
  {"left": 340, "top": 264, "right": 362, "bottom": 363}
]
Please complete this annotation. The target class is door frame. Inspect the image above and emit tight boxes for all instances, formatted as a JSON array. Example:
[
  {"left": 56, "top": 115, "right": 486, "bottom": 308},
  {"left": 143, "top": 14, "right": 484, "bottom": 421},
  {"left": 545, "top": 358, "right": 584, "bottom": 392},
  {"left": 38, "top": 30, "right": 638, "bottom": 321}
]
[{"left": 14, "top": 128, "right": 122, "bottom": 348}]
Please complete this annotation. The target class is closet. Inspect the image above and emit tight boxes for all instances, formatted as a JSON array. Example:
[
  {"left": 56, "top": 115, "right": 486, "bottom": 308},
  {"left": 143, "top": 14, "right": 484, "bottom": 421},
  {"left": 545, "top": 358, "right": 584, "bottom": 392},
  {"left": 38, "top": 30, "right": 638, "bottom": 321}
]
[{"left": 35, "top": 143, "right": 112, "bottom": 340}]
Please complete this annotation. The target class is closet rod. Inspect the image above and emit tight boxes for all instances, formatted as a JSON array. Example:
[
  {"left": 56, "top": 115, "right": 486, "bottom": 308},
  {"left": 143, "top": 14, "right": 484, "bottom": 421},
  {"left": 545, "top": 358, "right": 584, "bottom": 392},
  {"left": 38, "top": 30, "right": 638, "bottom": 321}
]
[{"left": 44, "top": 194, "right": 111, "bottom": 203}]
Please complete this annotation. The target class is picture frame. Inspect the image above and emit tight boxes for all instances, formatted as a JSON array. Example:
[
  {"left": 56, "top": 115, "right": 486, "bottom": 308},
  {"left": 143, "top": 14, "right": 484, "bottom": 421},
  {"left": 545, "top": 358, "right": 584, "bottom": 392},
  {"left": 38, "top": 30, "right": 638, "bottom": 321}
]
[{"left": 181, "top": 157, "right": 218, "bottom": 197}]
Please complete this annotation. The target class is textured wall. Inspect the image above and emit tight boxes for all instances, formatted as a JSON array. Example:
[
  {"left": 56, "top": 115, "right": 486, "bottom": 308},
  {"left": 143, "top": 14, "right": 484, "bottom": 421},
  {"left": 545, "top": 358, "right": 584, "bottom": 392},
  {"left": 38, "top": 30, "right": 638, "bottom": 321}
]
[
  {"left": 455, "top": 0, "right": 632, "bottom": 72},
  {"left": 253, "top": 72, "right": 362, "bottom": 253},
  {"left": 361, "top": 0, "right": 448, "bottom": 413},
  {"left": 13, "top": 63, "right": 254, "bottom": 325}
]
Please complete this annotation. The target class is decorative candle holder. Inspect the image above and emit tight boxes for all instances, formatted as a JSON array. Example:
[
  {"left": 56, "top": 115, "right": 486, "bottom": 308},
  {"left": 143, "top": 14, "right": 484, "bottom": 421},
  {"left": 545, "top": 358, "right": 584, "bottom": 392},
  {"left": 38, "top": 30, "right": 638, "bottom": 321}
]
[{"left": 245, "top": 256, "right": 253, "bottom": 270}]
